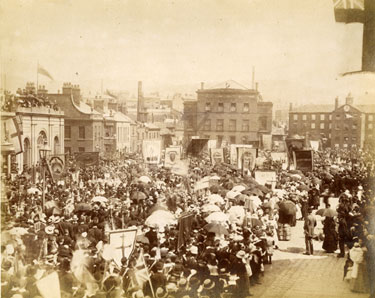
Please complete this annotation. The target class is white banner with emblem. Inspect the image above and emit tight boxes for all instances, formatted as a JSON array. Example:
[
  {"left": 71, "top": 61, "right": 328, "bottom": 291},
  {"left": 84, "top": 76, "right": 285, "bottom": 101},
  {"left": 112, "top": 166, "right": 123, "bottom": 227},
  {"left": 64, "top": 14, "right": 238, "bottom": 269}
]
[
  {"left": 164, "top": 146, "right": 182, "bottom": 168},
  {"left": 142, "top": 140, "right": 162, "bottom": 164},
  {"left": 254, "top": 171, "right": 277, "bottom": 189},
  {"left": 108, "top": 228, "right": 137, "bottom": 267}
]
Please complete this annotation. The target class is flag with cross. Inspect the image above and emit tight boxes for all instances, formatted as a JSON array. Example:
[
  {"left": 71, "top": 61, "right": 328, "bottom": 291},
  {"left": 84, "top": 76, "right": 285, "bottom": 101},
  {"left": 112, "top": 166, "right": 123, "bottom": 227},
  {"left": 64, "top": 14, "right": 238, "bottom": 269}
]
[{"left": 109, "top": 228, "right": 137, "bottom": 267}]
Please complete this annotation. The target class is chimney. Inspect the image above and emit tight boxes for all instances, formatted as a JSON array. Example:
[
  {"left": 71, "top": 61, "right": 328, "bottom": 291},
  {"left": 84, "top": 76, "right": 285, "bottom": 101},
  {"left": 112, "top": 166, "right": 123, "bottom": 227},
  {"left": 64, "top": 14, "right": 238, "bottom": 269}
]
[
  {"left": 335, "top": 97, "right": 339, "bottom": 109},
  {"left": 346, "top": 93, "right": 354, "bottom": 106},
  {"left": 137, "top": 81, "right": 143, "bottom": 122},
  {"left": 201, "top": 82, "right": 204, "bottom": 90},
  {"left": 289, "top": 103, "right": 293, "bottom": 111},
  {"left": 255, "top": 82, "right": 258, "bottom": 91}
]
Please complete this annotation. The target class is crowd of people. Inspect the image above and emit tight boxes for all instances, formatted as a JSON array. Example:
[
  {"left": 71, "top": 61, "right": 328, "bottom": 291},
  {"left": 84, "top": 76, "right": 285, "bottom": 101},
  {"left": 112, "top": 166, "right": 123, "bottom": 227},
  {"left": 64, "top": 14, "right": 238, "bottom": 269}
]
[
  {"left": 1, "top": 147, "right": 375, "bottom": 298},
  {"left": 2, "top": 91, "right": 59, "bottom": 112}
]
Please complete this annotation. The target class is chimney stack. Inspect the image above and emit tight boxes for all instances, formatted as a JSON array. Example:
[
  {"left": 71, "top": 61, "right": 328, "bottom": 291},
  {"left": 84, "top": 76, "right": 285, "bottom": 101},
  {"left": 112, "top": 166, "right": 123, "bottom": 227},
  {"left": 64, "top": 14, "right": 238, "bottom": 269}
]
[
  {"left": 289, "top": 103, "right": 293, "bottom": 111},
  {"left": 200, "top": 82, "right": 204, "bottom": 90},
  {"left": 335, "top": 97, "right": 339, "bottom": 110},
  {"left": 346, "top": 92, "right": 354, "bottom": 106},
  {"left": 255, "top": 82, "right": 258, "bottom": 91}
]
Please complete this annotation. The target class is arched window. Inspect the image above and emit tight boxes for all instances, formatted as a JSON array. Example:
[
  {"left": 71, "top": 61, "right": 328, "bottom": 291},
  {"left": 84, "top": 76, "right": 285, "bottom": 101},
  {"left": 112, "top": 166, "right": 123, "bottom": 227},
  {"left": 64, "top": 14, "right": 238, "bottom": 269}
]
[
  {"left": 54, "top": 136, "right": 60, "bottom": 154},
  {"left": 23, "top": 138, "right": 31, "bottom": 169},
  {"left": 37, "top": 131, "right": 48, "bottom": 161}
]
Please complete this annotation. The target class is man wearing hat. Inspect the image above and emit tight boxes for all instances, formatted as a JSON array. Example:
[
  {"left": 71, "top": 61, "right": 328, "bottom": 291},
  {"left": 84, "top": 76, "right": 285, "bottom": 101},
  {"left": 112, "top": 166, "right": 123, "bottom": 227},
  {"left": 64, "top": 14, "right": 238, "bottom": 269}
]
[
  {"left": 199, "top": 278, "right": 218, "bottom": 298},
  {"left": 150, "top": 261, "right": 166, "bottom": 292},
  {"left": 231, "top": 250, "right": 253, "bottom": 297},
  {"left": 304, "top": 207, "right": 317, "bottom": 255}
]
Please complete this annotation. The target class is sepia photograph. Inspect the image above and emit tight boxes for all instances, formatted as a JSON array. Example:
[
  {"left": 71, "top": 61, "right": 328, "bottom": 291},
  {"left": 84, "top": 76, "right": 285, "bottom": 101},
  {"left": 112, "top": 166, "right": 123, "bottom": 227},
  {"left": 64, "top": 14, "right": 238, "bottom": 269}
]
[{"left": 1, "top": 0, "right": 375, "bottom": 297}]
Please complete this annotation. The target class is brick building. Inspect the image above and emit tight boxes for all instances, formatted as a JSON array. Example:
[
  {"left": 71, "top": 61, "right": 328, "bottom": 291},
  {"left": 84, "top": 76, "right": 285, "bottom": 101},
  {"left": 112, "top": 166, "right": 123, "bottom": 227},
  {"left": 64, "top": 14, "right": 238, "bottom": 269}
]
[
  {"left": 288, "top": 94, "right": 375, "bottom": 149},
  {"left": 183, "top": 80, "right": 273, "bottom": 147}
]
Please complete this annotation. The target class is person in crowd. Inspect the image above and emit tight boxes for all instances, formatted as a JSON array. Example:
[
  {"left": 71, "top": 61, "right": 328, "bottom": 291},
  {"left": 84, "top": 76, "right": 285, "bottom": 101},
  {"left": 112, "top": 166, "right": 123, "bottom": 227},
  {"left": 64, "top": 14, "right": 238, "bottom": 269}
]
[
  {"left": 304, "top": 207, "right": 317, "bottom": 255},
  {"left": 322, "top": 215, "right": 338, "bottom": 253}
]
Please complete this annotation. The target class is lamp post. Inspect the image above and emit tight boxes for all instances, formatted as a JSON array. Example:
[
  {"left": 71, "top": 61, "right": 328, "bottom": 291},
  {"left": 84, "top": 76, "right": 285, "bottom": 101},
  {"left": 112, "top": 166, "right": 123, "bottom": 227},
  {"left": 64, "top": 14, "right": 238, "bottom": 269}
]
[{"left": 39, "top": 141, "right": 50, "bottom": 212}]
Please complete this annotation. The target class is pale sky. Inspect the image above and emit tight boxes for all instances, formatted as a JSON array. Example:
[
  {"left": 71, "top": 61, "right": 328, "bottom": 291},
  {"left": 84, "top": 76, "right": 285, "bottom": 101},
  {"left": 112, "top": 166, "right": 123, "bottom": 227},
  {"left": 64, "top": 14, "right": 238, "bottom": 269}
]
[{"left": 1, "top": 0, "right": 374, "bottom": 107}]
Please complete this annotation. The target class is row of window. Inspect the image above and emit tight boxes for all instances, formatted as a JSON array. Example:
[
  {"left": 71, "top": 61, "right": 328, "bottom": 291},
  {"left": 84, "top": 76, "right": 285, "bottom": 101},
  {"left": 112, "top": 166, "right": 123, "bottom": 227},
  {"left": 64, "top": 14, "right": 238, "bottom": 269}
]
[
  {"left": 65, "top": 126, "right": 86, "bottom": 139},
  {"left": 293, "top": 122, "right": 374, "bottom": 130},
  {"left": 205, "top": 102, "right": 250, "bottom": 112},
  {"left": 64, "top": 147, "right": 85, "bottom": 154},
  {"left": 292, "top": 113, "right": 374, "bottom": 122},
  {"left": 204, "top": 119, "right": 249, "bottom": 132}
]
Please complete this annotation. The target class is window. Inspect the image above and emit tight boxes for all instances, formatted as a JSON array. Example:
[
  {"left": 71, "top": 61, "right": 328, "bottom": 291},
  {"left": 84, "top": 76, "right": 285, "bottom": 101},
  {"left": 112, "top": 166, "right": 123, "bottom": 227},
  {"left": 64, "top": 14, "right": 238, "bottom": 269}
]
[
  {"left": 293, "top": 114, "right": 298, "bottom": 121},
  {"left": 344, "top": 137, "right": 349, "bottom": 142},
  {"left": 352, "top": 137, "right": 357, "bottom": 142},
  {"left": 64, "top": 147, "right": 71, "bottom": 155},
  {"left": 320, "top": 114, "right": 325, "bottom": 121},
  {"left": 329, "top": 123, "right": 332, "bottom": 129},
  {"left": 336, "top": 114, "right": 340, "bottom": 119},
  {"left": 242, "top": 120, "right": 250, "bottom": 131},
  {"left": 302, "top": 114, "right": 307, "bottom": 121},
  {"left": 335, "top": 123, "right": 340, "bottom": 130},
  {"left": 203, "top": 135, "right": 210, "bottom": 139},
  {"left": 311, "top": 123, "right": 316, "bottom": 129},
  {"left": 216, "top": 119, "right": 224, "bottom": 131},
  {"left": 230, "top": 103, "right": 236, "bottom": 112},
  {"left": 311, "top": 114, "right": 316, "bottom": 120},
  {"left": 218, "top": 103, "right": 224, "bottom": 112},
  {"left": 204, "top": 119, "right": 211, "bottom": 131},
  {"left": 259, "top": 116, "right": 267, "bottom": 130},
  {"left": 369, "top": 123, "right": 373, "bottom": 129},
  {"left": 65, "top": 126, "right": 71, "bottom": 139},
  {"left": 352, "top": 123, "right": 357, "bottom": 130},
  {"left": 243, "top": 103, "right": 249, "bottom": 112},
  {"left": 79, "top": 126, "right": 85, "bottom": 139},
  {"left": 369, "top": 115, "right": 374, "bottom": 121},
  {"left": 329, "top": 114, "right": 332, "bottom": 120},
  {"left": 320, "top": 123, "right": 325, "bottom": 129},
  {"left": 78, "top": 147, "right": 85, "bottom": 152},
  {"left": 230, "top": 136, "right": 236, "bottom": 144},
  {"left": 205, "top": 102, "right": 211, "bottom": 111},
  {"left": 229, "top": 119, "right": 236, "bottom": 131}
]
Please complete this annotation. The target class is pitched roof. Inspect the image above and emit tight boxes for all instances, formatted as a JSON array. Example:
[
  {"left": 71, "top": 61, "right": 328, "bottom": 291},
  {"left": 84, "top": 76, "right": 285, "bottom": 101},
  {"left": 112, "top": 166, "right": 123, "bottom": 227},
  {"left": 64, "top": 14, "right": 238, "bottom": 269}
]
[{"left": 356, "top": 105, "right": 375, "bottom": 113}]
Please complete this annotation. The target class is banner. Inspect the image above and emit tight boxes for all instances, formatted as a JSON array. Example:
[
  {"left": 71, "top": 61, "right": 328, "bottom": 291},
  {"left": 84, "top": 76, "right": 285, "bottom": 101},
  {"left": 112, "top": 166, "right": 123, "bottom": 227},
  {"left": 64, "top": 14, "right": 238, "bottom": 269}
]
[
  {"left": 171, "top": 159, "right": 189, "bottom": 176},
  {"left": 293, "top": 150, "right": 313, "bottom": 172},
  {"left": 207, "top": 140, "right": 217, "bottom": 150},
  {"left": 255, "top": 171, "right": 277, "bottom": 189},
  {"left": 4, "top": 116, "right": 23, "bottom": 154},
  {"left": 270, "top": 152, "right": 289, "bottom": 170},
  {"left": 74, "top": 152, "right": 99, "bottom": 168},
  {"left": 310, "top": 140, "right": 320, "bottom": 151},
  {"left": 194, "top": 177, "right": 210, "bottom": 192},
  {"left": 230, "top": 144, "right": 254, "bottom": 166},
  {"left": 47, "top": 155, "right": 65, "bottom": 182},
  {"left": 177, "top": 212, "right": 195, "bottom": 250},
  {"left": 237, "top": 147, "right": 257, "bottom": 171},
  {"left": 164, "top": 146, "right": 181, "bottom": 168},
  {"left": 109, "top": 228, "right": 137, "bottom": 267},
  {"left": 262, "top": 134, "right": 272, "bottom": 150},
  {"left": 142, "top": 140, "right": 161, "bottom": 164},
  {"left": 36, "top": 271, "right": 61, "bottom": 298},
  {"left": 210, "top": 148, "right": 224, "bottom": 165},
  {"left": 186, "top": 138, "right": 209, "bottom": 156}
]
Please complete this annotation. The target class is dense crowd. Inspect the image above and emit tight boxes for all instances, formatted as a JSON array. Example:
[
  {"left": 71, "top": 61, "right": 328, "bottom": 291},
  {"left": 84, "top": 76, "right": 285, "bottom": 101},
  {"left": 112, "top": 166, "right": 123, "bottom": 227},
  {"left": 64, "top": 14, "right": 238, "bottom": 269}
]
[
  {"left": 1, "top": 91, "right": 59, "bottom": 112},
  {"left": 1, "top": 147, "right": 375, "bottom": 298}
]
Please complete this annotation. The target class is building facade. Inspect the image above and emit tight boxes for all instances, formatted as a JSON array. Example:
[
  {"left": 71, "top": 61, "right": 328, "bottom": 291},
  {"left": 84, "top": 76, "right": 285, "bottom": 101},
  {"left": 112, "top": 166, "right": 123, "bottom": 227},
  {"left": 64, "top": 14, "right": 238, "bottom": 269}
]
[
  {"left": 183, "top": 81, "right": 273, "bottom": 147},
  {"left": 288, "top": 94, "right": 375, "bottom": 149}
]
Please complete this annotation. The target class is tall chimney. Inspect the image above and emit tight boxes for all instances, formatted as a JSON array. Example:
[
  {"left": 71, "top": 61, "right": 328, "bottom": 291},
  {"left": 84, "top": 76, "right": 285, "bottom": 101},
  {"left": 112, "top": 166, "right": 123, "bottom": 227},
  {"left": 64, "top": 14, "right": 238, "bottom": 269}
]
[
  {"left": 289, "top": 103, "right": 293, "bottom": 111},
  {"left": 137, "top": 81, "right": 143, "bottom": 122},
  {"left": 335, "top": 97, "right": 339, "bottom": 110},
  {"left": 346, "top": 93, "right": 354, "bottom": 106},
  {"left": 255, "top": 82, "right": 258, "bottom": 91},
  {"left": 200, "top": 82, "right": 204, "bottom": 90}
]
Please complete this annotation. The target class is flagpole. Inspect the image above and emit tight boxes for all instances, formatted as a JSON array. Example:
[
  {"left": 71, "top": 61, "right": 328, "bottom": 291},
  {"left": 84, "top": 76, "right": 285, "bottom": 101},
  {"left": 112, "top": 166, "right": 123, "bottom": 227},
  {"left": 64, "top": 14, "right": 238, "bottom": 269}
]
[{"left": 36, "top": 61, "right": 39, "bottom": 95}]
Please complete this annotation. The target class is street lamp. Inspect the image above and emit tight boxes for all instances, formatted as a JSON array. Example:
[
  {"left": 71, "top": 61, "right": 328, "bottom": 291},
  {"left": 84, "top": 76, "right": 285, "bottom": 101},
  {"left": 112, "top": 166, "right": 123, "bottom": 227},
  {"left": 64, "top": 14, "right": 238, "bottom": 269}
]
[{"left": 39, "top": 141, "right": 50, "bottom": 212}]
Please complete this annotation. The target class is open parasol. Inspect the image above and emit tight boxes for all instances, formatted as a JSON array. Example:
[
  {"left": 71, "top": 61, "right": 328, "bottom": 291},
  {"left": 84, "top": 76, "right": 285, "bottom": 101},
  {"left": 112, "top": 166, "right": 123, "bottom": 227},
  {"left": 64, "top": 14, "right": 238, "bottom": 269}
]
[
  {"left": 207, "top": 194, "right": 224, "bottom": 205},
  {"left": 205, "top": 212, "right": 229, "bottom": 223},
  {"left": 204, "top": 223, "right": 229, "bottom": 235},
  {"left": 92, "top": 196, "right": 108, "bottom": 203},
  {"left": 316, "top": 208, "right": 337, "bottom": 217},
  {"left": 139, "top": 176, "right": 152, "bottom": 184},
  {"left": 278, "top": 200, "right": 297, "bottom": 216},
  {"left": 145, "top": 210, "right": 176, "bottom": 228},
  {"left": 202, "top": 204, "right": 221, "bottom": 213}
]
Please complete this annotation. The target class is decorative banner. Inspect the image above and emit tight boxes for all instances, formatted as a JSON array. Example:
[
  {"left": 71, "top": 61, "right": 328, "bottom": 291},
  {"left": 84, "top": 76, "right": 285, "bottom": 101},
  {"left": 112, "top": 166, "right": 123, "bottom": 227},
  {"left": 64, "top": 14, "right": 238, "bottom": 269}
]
[
  {"left": 210, "top": 148, "right": 224, "bottom": 165},
  {"left": 164, "top": 146, "right": 181, "bottom": 168},
  {"left": 310, "top": 140, "right": 320, "bottom": 151},
  {"left": 109, "top": 228, "right": 137, "bottom": 267},
  {"left": 47, "top": 155, "right": 65, "bottom": 182},
  {"left": 255, "top": 171, "right": 277, "bottom": 189},
  {"left": 270, "top": 152, "right": 289, "bottom": 170},
  {"left": 36, "top": 271, "right": 61, "bottom": 298},
  {"left": 262, "top": 134, "right": 272, "bottom": 150},
  {"left": 207, "top": 140, "right": 217, "bottom": 150},
  {"left": 142, "top": 140, "right": 162, "bottom": 164},
  {"left": 4, "top": 116, "right": 23, "bottom": 154},
  {"left": 237, "top": 147, "right": 257, "bottom": 171},
  {"left": 230, "top": 144, "right": 254, "bottom": 166},
  {"left": 74, "top": 152, "right": 99, "bottom": 168},
  {"left": 293, "top": 150, "right": 313, "bottom": 172}
]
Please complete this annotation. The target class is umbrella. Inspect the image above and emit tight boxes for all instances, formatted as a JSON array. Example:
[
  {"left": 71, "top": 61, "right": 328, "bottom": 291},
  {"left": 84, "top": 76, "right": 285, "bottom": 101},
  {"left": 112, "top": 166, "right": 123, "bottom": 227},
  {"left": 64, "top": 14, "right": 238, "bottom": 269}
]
[
  {"left": 205, "top": 212, "right": 229, "bottom": 223},
  {"left": 131, "top": 191, "right": 147, "bottom": 201},
  {"left": 316, "top": 208, "right": 337, "bottom": 217},
  {"left": 249, "top": 217, "right": 263, "bottom": 227},
  {"left": 232, "top": 185, "right": 247, "bottom": 193},
  {"left": 207, "top": 194, "right": 224, "bottom": 204},
  {"left": 278, "top": 200, "right": 297, "bottom": 216},
  {"left": 246, "top": 188, "right": 263, "bottom": 196},
  {"left": 27, "top": 187, "right": 41, "bottom": 195},
  {"left": 297, "top": 184, "right": 310, "bottom": 191},
  {"left": 226, "top": 190, "right": 241, "bottom": 200},
  {"left": 210, "top": 175, "right": 221, "bottom": 181},
  {"left": 202, "top": 204, "right": 221, "bottom": 213},
  {"left": 92, "top": 196, "right": 108, "bottom": 203},
  {"left": 227, "top": 206, "right": 245, "bottom": 224},
  {"left": 136, "top": 234, "right": 150, "bottom": 244},
  {"left": 75, "top": 203, "right": 92, "bottom": 212},
  {"left": 148, "top": 204, "right": 168, "bottom": 215},
  {"left": 255, "top": 185, "right": 270, "bottom": 194},
  {"left": 139, "top": 176, "right": 151, "bottom": 184},
  {"left": 204, "top": 223, "right": 228, "bottom": 235},
  {"left": 8, "top": 227, "right": 29, "bottom": 236},
  {"left": 145, "top": 210, "right": 176, "bottom": 228}
]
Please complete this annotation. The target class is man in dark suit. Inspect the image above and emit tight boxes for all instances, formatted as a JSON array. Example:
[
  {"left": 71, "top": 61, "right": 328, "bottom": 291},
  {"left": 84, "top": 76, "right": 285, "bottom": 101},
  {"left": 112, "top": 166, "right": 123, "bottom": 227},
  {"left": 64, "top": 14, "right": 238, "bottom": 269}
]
[{"left": 304, "top": 207, "right": 317, "bottom": 255}]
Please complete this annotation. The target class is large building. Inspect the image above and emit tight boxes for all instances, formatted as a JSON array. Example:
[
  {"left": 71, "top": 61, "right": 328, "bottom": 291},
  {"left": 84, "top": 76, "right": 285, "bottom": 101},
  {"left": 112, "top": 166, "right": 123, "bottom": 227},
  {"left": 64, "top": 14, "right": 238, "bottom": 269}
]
[
  {"left": 288, "top": 94, "right": 375, "bottom": 149},
  {"left": 183, "top": 80, "right": 273, "bottom": 147}
]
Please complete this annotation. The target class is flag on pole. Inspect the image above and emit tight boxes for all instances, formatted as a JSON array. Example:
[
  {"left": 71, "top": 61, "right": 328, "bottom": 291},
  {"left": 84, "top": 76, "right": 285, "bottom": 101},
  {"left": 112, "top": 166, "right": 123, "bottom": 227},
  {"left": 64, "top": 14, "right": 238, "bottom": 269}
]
[
  {"left": 130, "top": 249, "right": 154, "bottom": 296},
  {"left": 36, "top": 271, "right": 61, "bottom": 298},
  {"left": 177, "top": 212, "right": 194, "bottom": 250},
  {"left": 38, "top": 64, "right": 54, "bottom": 80}
]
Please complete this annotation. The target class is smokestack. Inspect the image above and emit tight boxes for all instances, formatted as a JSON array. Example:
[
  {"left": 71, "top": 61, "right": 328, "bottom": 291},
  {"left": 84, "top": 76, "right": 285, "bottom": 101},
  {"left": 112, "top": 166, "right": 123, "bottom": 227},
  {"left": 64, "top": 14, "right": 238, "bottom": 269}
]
[
  {"left": 289, "top": 103, "right": 293, "bottom": 111},
  {"left": 200, "top": 82, "right": 204, "bottom": 90},
  {"left": 255, "top": 82, "right": 258, "bottom": 91},
  {"left": 346, "top": 93, "right": 354, "bottom": 106},
  {"left": 335, "top": 97, "right": 339, "bottom": 110}
]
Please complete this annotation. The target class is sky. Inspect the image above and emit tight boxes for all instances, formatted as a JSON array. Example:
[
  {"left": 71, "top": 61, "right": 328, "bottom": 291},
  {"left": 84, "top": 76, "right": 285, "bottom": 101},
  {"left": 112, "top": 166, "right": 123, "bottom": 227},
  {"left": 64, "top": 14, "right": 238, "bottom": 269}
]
[{"left": 1, "top": 0, "right": 374, "bottom": 108}]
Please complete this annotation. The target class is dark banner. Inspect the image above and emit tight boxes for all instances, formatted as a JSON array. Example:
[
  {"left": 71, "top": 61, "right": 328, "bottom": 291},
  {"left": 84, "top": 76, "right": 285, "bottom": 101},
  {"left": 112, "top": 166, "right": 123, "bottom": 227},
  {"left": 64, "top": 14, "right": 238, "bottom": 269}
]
[
  {"left": 293, "top": 150, "right": 313, "bottom": 172},
  {"left": 74, "top": 152, "right": 99, "bottom": 168},
  {"left": 186, "top": 138, "right": 209, "bottom": 156}
]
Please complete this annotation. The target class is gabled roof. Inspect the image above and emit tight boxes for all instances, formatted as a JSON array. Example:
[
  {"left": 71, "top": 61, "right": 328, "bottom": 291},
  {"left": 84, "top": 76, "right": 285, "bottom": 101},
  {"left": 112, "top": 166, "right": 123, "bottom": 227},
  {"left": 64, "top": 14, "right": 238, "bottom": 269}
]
[
  {"left": 356, "top": 105, "right": 375, "bottom": 114},
  {"left": 291, "top": 104, "right": 335, "bottom": 113},
  {"left": 72, "top": 96, "right": 101, "bottom": 115}
]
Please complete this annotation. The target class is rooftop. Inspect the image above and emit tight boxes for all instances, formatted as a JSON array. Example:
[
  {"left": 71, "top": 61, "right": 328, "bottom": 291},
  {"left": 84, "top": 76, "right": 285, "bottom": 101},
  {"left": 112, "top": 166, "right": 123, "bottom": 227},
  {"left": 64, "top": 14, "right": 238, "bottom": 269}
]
[{"left": 291, "top": 104, "right": 335, "bottom": 113}]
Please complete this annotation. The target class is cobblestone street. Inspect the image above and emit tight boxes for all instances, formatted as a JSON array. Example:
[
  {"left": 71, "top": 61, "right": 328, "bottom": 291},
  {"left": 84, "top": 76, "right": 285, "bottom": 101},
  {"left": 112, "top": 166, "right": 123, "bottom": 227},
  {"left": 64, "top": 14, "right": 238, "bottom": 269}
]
[{"left": 251, "top": 216, "right": 369, "bottom": 298}]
